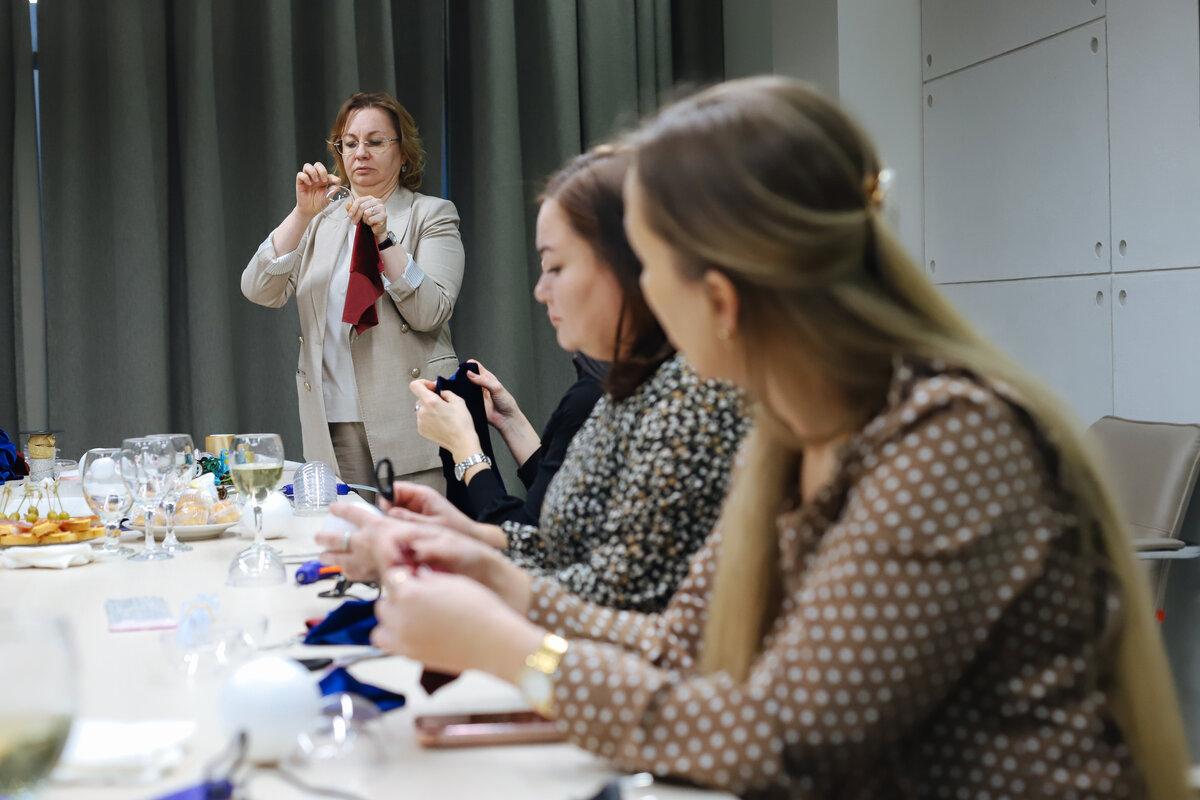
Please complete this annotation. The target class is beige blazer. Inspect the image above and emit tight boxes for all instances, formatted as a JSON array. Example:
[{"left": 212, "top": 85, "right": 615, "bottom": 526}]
[{"left": 241, "top": 188, "right": 464, "bottom": 477}]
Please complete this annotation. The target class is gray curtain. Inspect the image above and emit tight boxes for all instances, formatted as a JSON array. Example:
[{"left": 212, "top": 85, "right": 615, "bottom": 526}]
[
  {"left": 32, "top": 0, "right": 721, "bottom": 466},
  {"left": 1, "top": 2, "right": 35, "bottom": 436},
  {"left": 445, "top": 0, "right": 724, "bottom": 466},
  {"left": 37, "top": 0, "right": 445, "bottom": 455}
]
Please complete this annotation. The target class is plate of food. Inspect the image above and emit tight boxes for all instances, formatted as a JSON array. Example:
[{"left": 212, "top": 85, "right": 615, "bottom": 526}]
[
  {"left": 128, "top": 496, "right": 243, "bottom": 542},
  {"left": 0, "top": 516, "right": 105, "bottom": 547}
]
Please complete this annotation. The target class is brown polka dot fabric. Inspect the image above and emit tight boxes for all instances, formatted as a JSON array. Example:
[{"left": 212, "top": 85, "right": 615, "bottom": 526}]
[{"left": 526, "top": 361, "right": 1146, "bottom": 798}]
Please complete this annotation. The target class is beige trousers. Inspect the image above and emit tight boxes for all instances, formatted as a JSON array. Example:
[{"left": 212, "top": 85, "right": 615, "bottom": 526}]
[{"left": 328, "top": 422, "right": 445, "bottom": 500}]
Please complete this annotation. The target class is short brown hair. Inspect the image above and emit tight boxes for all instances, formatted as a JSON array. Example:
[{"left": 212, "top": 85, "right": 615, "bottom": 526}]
[
  {"left": 327, "top": 92, "right": 425, "bottom": 191},
  {"left": 541, "top": 147, "right": 673, "bottom": 401}
]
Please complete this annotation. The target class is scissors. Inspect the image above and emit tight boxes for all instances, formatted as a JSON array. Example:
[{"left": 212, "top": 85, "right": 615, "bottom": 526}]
[{"left": 374, "top": 457, "right": 395, "bottom": 505}]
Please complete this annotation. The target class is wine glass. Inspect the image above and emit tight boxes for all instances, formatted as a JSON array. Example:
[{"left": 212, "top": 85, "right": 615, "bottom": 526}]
[
  {"left": 79, "top": 448, "right": 134, "bottom": 557},
  {"left": 226, "top": 433, "right": 286, "bottom": 587},
  {"left": 0, "top": 611, "right": 76, "bottom": 797},
  {"left": 120, "top": 436, "right": 175, "bottom": 562},
  {"left": 158, "top": 434, "right": 197, "bottom": 553}
]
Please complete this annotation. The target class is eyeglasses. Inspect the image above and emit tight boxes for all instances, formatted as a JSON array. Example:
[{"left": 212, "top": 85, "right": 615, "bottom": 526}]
[{"left": 334, "top": 137, "right": 400, "bottom": 156}]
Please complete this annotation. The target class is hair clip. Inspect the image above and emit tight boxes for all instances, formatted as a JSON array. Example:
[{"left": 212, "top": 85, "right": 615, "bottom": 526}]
[{"left": 866, "top": 167, "right": 895, "bottom": 209}]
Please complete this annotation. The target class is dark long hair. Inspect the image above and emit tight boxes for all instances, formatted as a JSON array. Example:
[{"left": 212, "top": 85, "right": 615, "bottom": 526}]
[{"left": 541, "top": 147, "right": 673, "bottom": 401}]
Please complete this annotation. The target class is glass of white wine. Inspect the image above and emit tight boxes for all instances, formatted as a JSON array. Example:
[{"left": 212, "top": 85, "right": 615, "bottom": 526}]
[
  {"left": 80, "top": 448, "right": 133, "bottom": 557},
  {"left": 226, "top": 433, "right": 287, "bottom": 587},
  {"left": 0, "top": 611, "right": 75, "bottom": 797}
]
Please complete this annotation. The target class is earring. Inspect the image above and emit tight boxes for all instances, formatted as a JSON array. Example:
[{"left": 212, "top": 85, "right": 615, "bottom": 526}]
[{"left": 401, "top": 164, "right": 409, "bottom": 174}]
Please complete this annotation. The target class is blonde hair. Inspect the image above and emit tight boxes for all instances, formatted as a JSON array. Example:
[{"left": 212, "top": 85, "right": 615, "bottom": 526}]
[
  {"left": 629, "top": 76, "right": 1189, "bottom": 799},
  {"left": 327, "top": 91, "right": 426, "bottom": 191}
]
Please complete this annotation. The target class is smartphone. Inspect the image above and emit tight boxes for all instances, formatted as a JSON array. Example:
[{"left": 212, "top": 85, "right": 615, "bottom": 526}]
[{"left": 413, "top": 710, "right": 565, "bottom": 748}]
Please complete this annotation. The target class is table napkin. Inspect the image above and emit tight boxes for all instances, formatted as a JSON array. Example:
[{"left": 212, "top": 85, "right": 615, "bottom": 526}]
[
  {"left": 0, "top": 542, "right": 94, "bottom": 569},
  {"left": 52, "top": 718, "right": 197, "bottom": 784}
]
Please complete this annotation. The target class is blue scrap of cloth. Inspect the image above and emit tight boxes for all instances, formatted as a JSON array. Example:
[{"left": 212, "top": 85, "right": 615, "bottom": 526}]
[
  {"left": 319, "top": 667, "right": 405, "bottom": 711},
  {"left": 304, "top": 599, "right": 376, "bottom": 646}
]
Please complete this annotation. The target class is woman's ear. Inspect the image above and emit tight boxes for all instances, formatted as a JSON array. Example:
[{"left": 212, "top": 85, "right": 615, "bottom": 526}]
[{"left": 702, "top": 269, "right": 740, "bottom": 340}]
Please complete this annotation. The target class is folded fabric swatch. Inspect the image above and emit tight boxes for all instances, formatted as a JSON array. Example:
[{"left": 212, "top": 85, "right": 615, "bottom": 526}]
[
  {"left": 303, "top": 599, "right": 376, "bottom": 646},
  {"left": 319, "top": 667, "right": 405, "bottom": 712},
  {"left": 1, "top": 543, "right": 94, "bottom": 569},
  {"left": 341, "top": 222, "right": 385, "bottom": 335},
  {"left": 304, "top": 600, "right": 459, "bottom": 694},
  {"left": 53, "top": 718, "right": 196, "bottom": 784},
  {"left": 435, "top": 361, "right": 502, "bottom": 514}
]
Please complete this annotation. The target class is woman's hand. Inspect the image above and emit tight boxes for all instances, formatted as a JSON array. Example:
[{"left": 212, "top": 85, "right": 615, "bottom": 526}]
[
  {"left": 465, "top": 360, "right": 522, "bottom": 429},
  {"left": 346, "top": 195, "right": 389, "bottom": 240},
  {"left": 371, "top": 568, "right": 544, "bottom": 681},
  {"left": 385, "top": 481, "right": 507, "bottom": 549},
  {"left": 465, "top": 360, "right": 541, "bottom": 465},
  {"left": 295, "top": 162, "right": 339, "bottom": 218},
  {"left": 403, "top": 530, "right": 533, "bottom": 614},
  {"left": 409, "top": 380, "right": 479, "bottom": 459},
  {"left": 314, "top": 503, "right": 394, "bottom": 581}
]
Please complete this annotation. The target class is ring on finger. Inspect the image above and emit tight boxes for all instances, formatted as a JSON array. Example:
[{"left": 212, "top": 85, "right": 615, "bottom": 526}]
[{"left": 342, "top": 530, "right": 352, "bottom": 552}]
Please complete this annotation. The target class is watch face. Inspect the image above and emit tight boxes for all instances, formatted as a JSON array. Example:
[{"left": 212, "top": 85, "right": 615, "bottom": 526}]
[{"left": 519, "top": 668, "right": 552, "bottom": 707}]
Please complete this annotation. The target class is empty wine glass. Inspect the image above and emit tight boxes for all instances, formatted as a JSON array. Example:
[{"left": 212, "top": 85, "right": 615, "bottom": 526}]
[
  {"left": 226, "top": 433, "right": 286, "bottom": 587},
  {"left": 120, "top": 436, "right": 175, "bottom": 562},
  {"left": 80, "top": 448, "right": 133, "bottom": 557},
  {"left": 0, "top": 611, "right": 76, "bottom": 798},
  {"left": 158, "top": 433, "right": 197, "bottom": 553}
]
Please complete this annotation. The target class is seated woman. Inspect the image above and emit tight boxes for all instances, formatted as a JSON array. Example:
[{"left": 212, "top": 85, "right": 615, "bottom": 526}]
[
  {"left": 326, "top": 147, "right": 749, "bottom": 614},
  {"left": 410, "top": 352, "right": 606, "bottom": 526},
  {"left": 330, "top": 77, "right": 1188, "bottom": 798}
]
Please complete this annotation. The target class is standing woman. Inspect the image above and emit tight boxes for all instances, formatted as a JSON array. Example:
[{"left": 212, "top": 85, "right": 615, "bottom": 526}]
[
  {"left": 358, "top": 77, "right": 1189, "bottom": 798},
  {"left": 242, "top": 92, "right": 464, "bottom": 490}
]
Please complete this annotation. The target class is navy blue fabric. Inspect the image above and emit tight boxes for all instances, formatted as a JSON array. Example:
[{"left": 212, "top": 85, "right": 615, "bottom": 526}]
[
  {"left": 304, "top": 599, "right": 458, "bottom": 695},
  {"left": 434, "top": 361, "right": 501, "bottom": 512},
  {"left": 303, "top": 600, "right": 377, "bottom": 646},
  {"left": 319, "top": 667, "right": 406, "bottom": 712},
  {"left": 0, "top": 429, "right": 26, "bottom": 484}
]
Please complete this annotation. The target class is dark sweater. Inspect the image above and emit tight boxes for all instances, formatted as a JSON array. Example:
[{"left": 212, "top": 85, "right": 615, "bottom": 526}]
[{"left": 465, "top": 359, "right": 604, "bottom": 526}]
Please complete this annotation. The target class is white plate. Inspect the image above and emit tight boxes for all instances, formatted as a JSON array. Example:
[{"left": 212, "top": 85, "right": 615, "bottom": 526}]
[{"left": 124, "top": 522, "right": 239, "bottom": 542}]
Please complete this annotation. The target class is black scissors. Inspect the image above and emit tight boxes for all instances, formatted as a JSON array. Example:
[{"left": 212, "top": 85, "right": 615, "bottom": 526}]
[{"left": 374, "top": 457, "right": 395, "bottom": 505}]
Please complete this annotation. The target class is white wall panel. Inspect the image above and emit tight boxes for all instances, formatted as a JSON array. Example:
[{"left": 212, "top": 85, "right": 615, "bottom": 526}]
[
  {"left": 1113, "top": 270, "right": 1200, "bottom": 423},
  {"left": 1108, "top": 0, "right": 1200, "bottom": 272},
  {"left": 924, "top": 22, "right": 1110, "bottom": 284},
  {"left": 921, "top": 0, "right": 1104, "bottom": 79},
  {"left": 940, "top": 276, "right": 1113, "bottom": 424}
]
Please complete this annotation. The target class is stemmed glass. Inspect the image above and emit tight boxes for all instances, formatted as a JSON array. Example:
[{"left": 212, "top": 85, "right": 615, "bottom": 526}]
[
  {"left": 158, "top": 433, "right": 197, "bottom": 553},
  {"left": 226, "top": 433, "right": 286, "bottom": 587},
  {"left": 120, "top": 436, "right": 175, "bottom": 562},
  {"left": 0, "top": 611, "right": 76, "bottom": 798},
  {"left": 79, "top": 448, "right": 134, "bottom": 557}
]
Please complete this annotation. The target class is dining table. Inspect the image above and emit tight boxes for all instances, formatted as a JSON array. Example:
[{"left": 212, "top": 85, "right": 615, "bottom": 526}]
[{"left": 4, "top": 469, "right": 733, "bottom": 800}]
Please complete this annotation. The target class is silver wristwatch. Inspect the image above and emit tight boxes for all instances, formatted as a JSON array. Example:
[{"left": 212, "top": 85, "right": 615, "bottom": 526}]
[
  {"left": 378, "top": 231, "right": 397, "bottom": 251},
  {"left": 453, "top": 452, "right": 492, "bottom": 482}
]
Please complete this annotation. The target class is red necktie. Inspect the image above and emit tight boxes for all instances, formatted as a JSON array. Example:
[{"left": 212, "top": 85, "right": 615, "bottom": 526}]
[{"left": 341, "top": 222, "right": 385, "bottom": 335}]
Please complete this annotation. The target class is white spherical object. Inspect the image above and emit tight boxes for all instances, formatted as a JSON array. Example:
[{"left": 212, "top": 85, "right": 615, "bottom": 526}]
[
  {"left": 218, "top": 656, "right": 320, "bottom": 763},
  {"left": 89, "top": 456, "right": 116, "bottom": 481},
  {"left": 241, "top": 491, "right": 292, "bottom": 540}
]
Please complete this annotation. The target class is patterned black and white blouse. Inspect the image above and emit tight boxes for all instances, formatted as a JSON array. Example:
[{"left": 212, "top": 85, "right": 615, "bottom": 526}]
[{"left": 502, "top": 355, "right": 749, "bottom": 613}]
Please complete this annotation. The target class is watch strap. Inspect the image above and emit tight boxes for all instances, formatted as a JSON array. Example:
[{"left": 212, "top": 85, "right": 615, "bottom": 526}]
[
  {"left": 453, "top": 452, "right": 492, "bottom": 482},
  {"left": 377, "top": 231, "right": 397, "bottom": 251}
]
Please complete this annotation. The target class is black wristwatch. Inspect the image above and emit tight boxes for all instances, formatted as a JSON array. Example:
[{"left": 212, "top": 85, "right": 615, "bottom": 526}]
[{"left": 378, "top": 231, "right": 397, "bottom": 251}]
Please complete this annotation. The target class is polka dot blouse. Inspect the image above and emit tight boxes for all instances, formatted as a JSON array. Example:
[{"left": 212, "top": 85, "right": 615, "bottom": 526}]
[
  {"left": 503, "top": 354, "right": 749, "bottom": 612},
  {"left": 526, "top": 360, "right": 1145, "bottom": 798}
]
